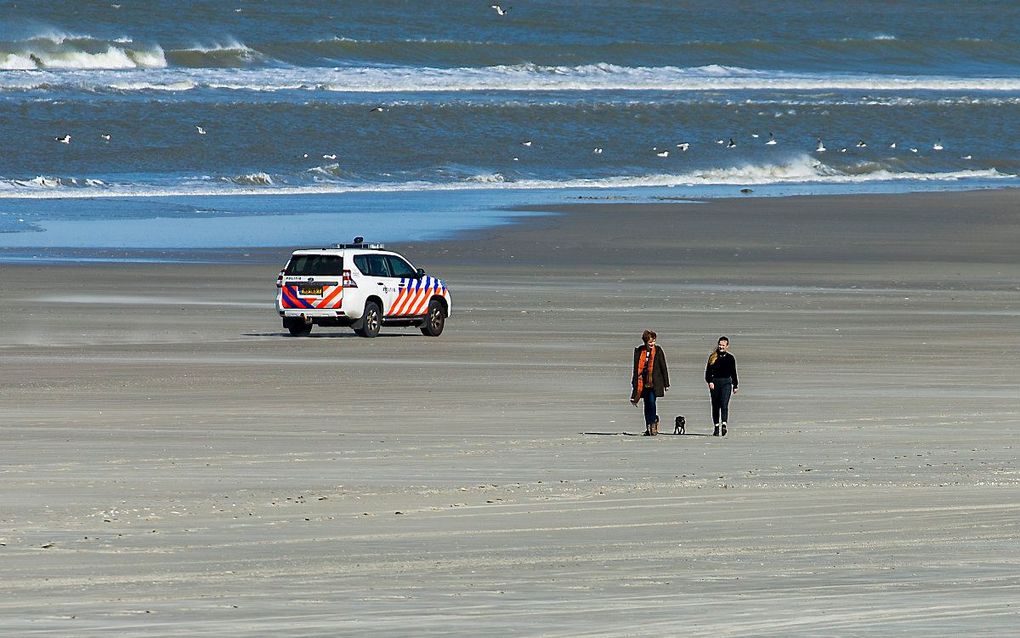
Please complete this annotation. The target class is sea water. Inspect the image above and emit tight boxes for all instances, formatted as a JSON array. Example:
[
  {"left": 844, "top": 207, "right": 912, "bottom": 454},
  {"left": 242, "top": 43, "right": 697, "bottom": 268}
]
[{"left": 1, "top": 1, "right": 1018, "bottom": 256}]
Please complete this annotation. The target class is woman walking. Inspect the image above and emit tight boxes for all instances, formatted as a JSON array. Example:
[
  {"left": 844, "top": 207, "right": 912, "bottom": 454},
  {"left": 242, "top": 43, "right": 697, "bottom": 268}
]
[
  {"left": 705, "top": 336, "right": 739, "bottom": 436},
  {"left": 631, "top": 330, "right": 669, "bottom": 436}
]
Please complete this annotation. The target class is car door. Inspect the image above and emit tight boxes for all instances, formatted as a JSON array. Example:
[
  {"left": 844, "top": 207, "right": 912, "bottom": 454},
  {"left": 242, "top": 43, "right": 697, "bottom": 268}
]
[
  {"left": 353, "top": 253, "right": 400, "bottom": 316},
  {"left": 385, "top": 254, "right": 428, "bottom": 317}
]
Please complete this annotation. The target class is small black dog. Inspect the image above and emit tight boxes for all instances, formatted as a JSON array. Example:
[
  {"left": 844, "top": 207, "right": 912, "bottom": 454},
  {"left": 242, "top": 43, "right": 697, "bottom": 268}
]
[{"left": 674, "top": 415, "right": 686, "bottom": 435}]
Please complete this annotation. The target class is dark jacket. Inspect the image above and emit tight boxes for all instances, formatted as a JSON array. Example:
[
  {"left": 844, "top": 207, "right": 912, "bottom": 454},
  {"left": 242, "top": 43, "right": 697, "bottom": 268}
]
[
  {"left": 705, "top": 351, "right": 738, "bottom": 388},
  {"left": 631, "top": 344, "right": 670, "bottom": 399}
]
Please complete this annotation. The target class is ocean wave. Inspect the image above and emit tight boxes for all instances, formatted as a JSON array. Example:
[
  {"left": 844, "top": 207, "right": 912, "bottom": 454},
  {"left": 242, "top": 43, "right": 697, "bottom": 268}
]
[
  {"left": 839, "top": 34, "right": 898, "bottom": 42},
  {"left": 307, "top": 164, "right": 345, "bottom": 179},
  {"left": 0, "top": 30, "right": 266, "bottom": 71},
  {"left": 225, "top": 172, "right": 275, "bottom": 186},
  {"left": 0, "top": 158, "right": 1012, "bottom": 199},
  {"left": 5, "top": 24, "right": 1020, "bottom": 75},
  {"left": 0, "top": 31, "right": 167, "bottom": 70},
  {"left": 4, "top": 63, "right": 1020, "bottom": 93},
  {"left": 1, "top": 175, "right": 108, "bottom": 190},
  {"left": 464, "top": 172, "right": 508, "bottom": 183},
  {"left": 166, "top": 39, "right": 267, "bottom": 68}
]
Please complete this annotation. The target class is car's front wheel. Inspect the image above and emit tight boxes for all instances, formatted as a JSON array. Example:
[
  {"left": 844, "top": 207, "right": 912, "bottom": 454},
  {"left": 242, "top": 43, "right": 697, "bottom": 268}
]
[
  {"left": 355, "top": 301, "right": 382, "bottom": 338},
  {"left": 420, "top": 299, "right": 446, "bottom": 337}
]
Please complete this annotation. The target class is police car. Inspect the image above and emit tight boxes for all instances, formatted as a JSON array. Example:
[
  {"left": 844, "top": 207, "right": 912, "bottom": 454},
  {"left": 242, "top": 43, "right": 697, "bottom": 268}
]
[{"left": 275, "top": 238, "right": 451, "bottom": 337}]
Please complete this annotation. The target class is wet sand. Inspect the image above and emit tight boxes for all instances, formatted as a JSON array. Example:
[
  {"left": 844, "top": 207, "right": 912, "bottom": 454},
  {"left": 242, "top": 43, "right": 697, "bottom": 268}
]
[{"left": 2, "top": 190, "right": 1019, "bottom": 636}]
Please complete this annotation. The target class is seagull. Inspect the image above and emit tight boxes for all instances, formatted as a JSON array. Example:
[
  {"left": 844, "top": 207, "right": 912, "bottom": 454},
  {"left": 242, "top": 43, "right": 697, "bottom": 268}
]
[
  {"left": 856, "top": 139, "right": 867, "bottom": 148},
  {"left": 322, "top": 154, "right": 337, "bottom": 160},
  {"left": 751, "top": 132, "right": 760, "bottom": 139},
  {"left": 815, "top": 139, "right": 826, "bottom": 152},
  {"left": 889, "top": 142, "right": 897, "bottom": 149},
  {"left": 512, "top": 156, "right": 519, "bottom": 161},
  {"left": 55, "top": 134, "right": 71, "bottom": 144},
  {"left": 302, "top": 153, "right": 309, "bottom": 158},
  {"left": 592, "top": 147, "right": 603, "bottom": 155},
  {"left": 933, "top": 140, "right": 944, "bottom": 151},
  {"left": 491, "top": 4, "right": 510, "bottom": 15},
  {"left": 655, "top": 150, "right": 669, "bottom": 158},
  {"left": 676, "top": 142, "right": 690, "bottom": 152},
  {"left": 960, "top": 154, "right": 972, "bottom": 160},
  {"left": 521, "top": 140, "right": 532, "bottom": 147},
  {"left": 765, "top": 132, "right": 777, "bottom": 145},
  {"left": 715, "top": 139, "right": 725, "bottom": 145},
  {"left": 195, "top": 125, "right": 206, "bottom": 135},
  {"left": 909, "top": 147, "right": 919, "bottom": 153},
  {"left": 101, "top": 133, "right": 111, "bottom": 142},
  {"left": 839, "top": 147, "right": 847, "bottom": 153},
  {"left": 727, "top": 138, "right": 737, "bottom": 148},
  {"left": 369, "top": 106, "right": 385, "bottom": 113}
]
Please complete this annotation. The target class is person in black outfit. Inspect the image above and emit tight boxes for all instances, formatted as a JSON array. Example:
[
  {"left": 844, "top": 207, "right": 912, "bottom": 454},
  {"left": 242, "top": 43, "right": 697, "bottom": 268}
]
[
  {"left": 705, "top": 336, "right": 738, "bottom": 436},
  {"left": 630, "top": 330, "right": 670, "bottom": 436}
]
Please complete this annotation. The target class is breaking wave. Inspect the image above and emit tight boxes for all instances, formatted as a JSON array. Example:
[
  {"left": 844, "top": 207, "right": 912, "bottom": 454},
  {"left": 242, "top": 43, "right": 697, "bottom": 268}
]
[
  {"left": 0, "top": 31, "right": 263, "bottom": 70},
  {"left": 0, "top": 31, "right": 167, "bottom": 70},
  {"left": 0, "top": 157, "right": 1012, "bottom": 199},
  {"left": 225, "top": 172, "right": 275, "bottom": 186},
  {"left": 5, "top": 62, "right": 1020, "bottom": 93},
  {"left": 1, "top": 175, "right": 108, "bottom": 190},
  {"left": 165, "top": 40, "right": 267, "bottom": 68}
]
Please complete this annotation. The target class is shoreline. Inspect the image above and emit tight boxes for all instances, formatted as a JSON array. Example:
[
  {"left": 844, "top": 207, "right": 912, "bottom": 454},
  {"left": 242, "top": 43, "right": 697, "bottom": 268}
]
[{"left": 1, "top": 185, "right": 1018, "bottom": 264}]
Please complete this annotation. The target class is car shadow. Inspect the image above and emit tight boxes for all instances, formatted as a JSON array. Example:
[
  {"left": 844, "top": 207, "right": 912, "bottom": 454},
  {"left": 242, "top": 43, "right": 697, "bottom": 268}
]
[
  {"left": 581, "top": 431, "right": 713, "bottom": 437},
  {"left": 243, "top": 332, "right": 407, "bottom": 339}
]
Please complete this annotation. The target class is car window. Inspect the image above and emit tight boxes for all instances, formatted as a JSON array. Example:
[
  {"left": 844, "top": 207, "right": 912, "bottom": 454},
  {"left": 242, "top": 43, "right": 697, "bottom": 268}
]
[
  {"left": 385, "top": 255, "right": 417, "bottom": 278},
  {"left": 353, "top": 254, "right": 390, "bottom": 277},
  {"left": 285, "top": 255, "right": 343, "bottom": 276}
]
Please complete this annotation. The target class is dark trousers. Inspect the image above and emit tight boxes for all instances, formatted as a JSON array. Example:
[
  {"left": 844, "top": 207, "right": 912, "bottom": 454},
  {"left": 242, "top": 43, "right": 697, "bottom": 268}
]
[
  {"left": 710, "top": 378, "right": 732, "bottom": 424},
  {"left": 642, "top": 388, "right": 658, "bottom": 426}
]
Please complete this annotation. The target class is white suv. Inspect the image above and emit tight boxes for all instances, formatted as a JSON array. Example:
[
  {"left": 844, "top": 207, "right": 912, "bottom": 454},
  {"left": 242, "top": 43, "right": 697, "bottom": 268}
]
[{"left": 275, "top": 239, "right": 451, "bottom": 338}]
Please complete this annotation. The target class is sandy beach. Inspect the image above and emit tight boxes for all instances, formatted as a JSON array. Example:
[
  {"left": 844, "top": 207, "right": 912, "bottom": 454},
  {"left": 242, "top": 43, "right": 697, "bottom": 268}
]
[{"left": 2, "top": 190, "right": 1019, "bottom": 636}]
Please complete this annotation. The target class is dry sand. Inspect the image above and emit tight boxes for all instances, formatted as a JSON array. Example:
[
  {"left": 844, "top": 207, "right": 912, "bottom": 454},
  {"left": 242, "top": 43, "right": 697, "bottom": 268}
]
[{"left": 1, "top": 190, "right": 1019, "bottom": 636}]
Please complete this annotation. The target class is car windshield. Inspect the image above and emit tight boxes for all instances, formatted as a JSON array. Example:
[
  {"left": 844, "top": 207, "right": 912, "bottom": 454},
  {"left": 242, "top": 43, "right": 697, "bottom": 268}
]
[{"left": 285, "top": 255, "right": 343, "bottom": 276}]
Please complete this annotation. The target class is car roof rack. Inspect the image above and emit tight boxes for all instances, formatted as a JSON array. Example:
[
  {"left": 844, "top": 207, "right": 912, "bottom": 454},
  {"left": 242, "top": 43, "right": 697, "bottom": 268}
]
[{"left": 330, "top": 236, "right": 385, "bottom": 250}]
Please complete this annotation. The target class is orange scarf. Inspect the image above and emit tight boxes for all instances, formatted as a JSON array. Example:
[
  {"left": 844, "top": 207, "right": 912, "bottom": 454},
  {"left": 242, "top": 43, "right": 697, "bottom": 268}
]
[{"left": 631, "top": 345, "right": 656, "bottom": 402}]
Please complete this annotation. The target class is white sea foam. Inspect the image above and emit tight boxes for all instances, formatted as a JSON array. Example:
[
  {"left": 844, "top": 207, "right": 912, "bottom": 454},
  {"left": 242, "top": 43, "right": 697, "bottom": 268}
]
[
  {"left": 4, "top": 63, "right": 1020, "bottom": 93},
  {"left": 465, "top": 173, "right": 508, "bottom": 183},
  {"left": 0, "top": 159, "right": 1012, "bottom": 200},
  {"left": 0, "top": 54, "right": 38, "bottom": 70},
  {"left": 107, "top": 80, "right": 197, "bottom": 92}
]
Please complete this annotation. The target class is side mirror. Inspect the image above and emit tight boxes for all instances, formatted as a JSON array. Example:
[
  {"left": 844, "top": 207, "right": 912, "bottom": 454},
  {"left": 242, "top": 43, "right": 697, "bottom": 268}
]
[{"left": 416, "top": 267, "right": 426, "bottom": 278}]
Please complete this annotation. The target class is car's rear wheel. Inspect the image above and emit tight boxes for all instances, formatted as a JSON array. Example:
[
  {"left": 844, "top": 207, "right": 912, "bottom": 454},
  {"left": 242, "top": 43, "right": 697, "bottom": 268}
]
[
  {"left": 420, "top": 299, "right": 446, "bottom": 337},
  {"left": 284, "top": 317, "right": 312, "bottom": 336},
  {"left": 355, "top": 301, "right": 382, "bottom": 338}
]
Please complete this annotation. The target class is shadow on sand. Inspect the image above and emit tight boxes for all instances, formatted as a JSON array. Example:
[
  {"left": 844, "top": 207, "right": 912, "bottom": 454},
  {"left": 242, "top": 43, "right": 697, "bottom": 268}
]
[
  {"left": 243, "top": 332, "right": 407, "bottom": 339},
  {"left": 581, "top": 431, "right": 711, "bottom": 437}
]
